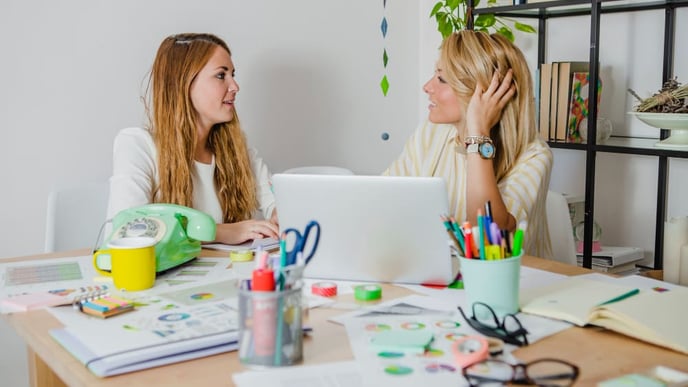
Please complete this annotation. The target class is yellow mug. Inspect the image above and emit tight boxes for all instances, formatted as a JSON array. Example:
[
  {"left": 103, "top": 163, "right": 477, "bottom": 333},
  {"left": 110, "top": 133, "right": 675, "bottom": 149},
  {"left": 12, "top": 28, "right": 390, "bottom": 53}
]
[{"left": 93, "top": 237, "right": 157, "bottom": 291}]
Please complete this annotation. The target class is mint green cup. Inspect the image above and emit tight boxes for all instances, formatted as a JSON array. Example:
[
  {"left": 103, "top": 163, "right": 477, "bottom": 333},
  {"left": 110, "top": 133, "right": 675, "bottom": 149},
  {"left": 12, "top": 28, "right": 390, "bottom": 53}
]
[{"left": 458, "top": 253, "right": 522, "bottom": 318}]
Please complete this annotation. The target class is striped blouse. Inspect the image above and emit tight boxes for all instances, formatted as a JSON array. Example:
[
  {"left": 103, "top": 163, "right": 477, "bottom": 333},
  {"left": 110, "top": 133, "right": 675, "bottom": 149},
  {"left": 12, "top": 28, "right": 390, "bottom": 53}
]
[{"left": 384, "top": 121, "right": 553, "bottom": 259}]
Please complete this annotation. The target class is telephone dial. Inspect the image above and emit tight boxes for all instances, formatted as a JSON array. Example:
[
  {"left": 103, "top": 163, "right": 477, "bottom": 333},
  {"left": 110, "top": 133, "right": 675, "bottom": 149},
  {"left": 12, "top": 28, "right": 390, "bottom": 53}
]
[{"left": 98, "top": 203, "right": 217, "bottom": 272}]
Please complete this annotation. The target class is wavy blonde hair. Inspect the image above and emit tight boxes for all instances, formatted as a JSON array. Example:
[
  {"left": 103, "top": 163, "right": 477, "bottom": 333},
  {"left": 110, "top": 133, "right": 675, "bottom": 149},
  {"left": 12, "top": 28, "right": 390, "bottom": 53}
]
[
  {"left": 146, "top": 33, "right": 257, "bottom": 222},
  {"left": 439, "top": 30, "right": 537, "bottom": 182}
]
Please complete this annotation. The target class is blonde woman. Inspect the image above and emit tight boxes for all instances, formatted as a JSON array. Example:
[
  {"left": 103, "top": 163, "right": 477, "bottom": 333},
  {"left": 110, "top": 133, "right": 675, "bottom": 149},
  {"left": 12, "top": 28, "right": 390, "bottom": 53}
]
[
  {"left": 385, "top": 30, "right": 553, "bottom": 258},
  {"left": 107, "top": 33, "right": 278, "bottom": 244}
]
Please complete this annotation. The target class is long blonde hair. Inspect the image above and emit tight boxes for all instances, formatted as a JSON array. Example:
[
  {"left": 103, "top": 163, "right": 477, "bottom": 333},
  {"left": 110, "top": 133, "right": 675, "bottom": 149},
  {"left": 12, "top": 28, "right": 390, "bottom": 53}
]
[
  {"left": 146, "top": 33, "right": 257, "bottom": 222},
  {"left": 439, "top": 30, "right": 537, "bottom": 182}
]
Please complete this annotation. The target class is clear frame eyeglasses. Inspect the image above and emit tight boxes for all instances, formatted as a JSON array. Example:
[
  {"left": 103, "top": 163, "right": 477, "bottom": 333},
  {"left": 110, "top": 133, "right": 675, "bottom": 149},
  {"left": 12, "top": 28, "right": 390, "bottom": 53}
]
[
  {"left": 463, "top": 358, "right": 580, "bottom": 386},
  {"left": 458, "top": 302, "right": 529, "bottom": 347}
]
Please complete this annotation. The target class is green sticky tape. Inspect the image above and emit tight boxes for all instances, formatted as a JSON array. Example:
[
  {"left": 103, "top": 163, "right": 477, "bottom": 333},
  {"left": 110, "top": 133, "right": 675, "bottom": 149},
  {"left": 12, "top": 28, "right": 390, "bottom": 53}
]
[{"left": 354, "top": 284, "right": 382, "bottom": 301}]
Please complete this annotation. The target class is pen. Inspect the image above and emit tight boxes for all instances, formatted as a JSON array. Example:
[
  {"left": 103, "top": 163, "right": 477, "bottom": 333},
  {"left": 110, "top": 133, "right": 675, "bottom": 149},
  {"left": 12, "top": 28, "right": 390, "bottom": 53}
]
[
  {"left": 501, "top": 229, "right": 511, "bottom": 256},
  {"left": 449, "top": 216, "right": 466, "bottom": 254},
  {"left": 477, "top": 209, "right": 486, "bottom": 260},
  {"left": 441, "top": 215, "right": 465, "bottom": 256}
]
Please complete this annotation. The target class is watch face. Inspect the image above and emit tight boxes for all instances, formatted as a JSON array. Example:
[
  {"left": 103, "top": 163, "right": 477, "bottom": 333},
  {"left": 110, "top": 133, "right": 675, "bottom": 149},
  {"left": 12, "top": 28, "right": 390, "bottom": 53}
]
[{"left": 479, "top": 142, "right": 496, "bottom": 159}]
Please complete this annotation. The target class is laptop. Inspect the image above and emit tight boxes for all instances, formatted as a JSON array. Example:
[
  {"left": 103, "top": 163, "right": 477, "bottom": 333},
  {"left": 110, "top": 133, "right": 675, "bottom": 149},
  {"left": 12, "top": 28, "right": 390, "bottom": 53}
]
[{"left": 271, "top": 174, "right": 455, "bottom": 285}]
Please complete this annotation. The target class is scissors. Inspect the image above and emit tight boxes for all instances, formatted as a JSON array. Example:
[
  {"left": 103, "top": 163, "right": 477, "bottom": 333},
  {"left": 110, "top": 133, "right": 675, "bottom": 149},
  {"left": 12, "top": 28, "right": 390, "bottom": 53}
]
[{"left": 282, "top": 220, "right": 321, "bottom": 265}]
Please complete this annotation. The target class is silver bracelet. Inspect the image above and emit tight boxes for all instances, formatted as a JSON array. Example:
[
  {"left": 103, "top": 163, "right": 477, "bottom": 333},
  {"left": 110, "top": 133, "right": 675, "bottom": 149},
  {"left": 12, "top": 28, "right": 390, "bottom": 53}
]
[{"left": 464, "top": 135, "right": 493, "bottom": 146}]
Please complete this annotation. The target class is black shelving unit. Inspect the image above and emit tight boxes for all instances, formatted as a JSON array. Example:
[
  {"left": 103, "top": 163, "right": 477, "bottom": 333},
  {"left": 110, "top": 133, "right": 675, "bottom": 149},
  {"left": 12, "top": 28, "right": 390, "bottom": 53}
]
[{"left": 468, "top": 0, "right": 688, "bottom": 269}]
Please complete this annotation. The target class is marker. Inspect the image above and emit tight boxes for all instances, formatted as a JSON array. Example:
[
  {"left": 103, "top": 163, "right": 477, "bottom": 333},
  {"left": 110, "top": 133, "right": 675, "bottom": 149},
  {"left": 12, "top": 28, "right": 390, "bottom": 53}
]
[
  {"left": 462, "top": 222, "right": 473, "bottom": 259},
  {"left": 489, "top": 222, "right": 501, "bottom": 245},
  {"left": 512, "top": 228, "right": 524, "bottom": 256},
  {"left": 251, "top": 264, "right": 277, "bottom": 358}
]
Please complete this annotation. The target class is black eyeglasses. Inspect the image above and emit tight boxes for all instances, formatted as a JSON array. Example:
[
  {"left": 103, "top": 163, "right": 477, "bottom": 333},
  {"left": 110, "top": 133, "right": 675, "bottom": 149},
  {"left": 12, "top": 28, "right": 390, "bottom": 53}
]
[
  {"left": 463, "top": 358, "right": 579, "bottom": 386},
  {"left": 458, "top": 302, "right": 529, "bottom": 347}
]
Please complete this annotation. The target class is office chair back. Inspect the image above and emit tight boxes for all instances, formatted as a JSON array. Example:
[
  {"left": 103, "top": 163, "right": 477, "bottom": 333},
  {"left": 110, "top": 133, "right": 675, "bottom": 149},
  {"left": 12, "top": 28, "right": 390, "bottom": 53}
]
[
  {"left": 545, "top": 190, "right": 578, "bottom": 266},
  {"left": 282, "top": 166, "right": 354, "bottom": 175},
  {"left": 44, "top": 181, "right": 110, "bottom": 253}
]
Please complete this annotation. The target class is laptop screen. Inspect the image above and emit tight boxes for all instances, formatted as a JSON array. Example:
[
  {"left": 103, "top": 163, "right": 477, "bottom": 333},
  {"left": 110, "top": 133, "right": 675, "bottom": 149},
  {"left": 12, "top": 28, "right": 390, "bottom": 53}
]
[{"left": 272, "top": 174, "right": 455, "bottom": 285}]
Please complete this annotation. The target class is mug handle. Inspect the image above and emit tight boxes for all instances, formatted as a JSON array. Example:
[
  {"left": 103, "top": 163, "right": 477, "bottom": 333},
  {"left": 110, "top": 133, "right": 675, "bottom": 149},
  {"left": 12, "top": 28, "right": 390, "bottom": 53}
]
[{"left": 92, "top": 249, "right": 113, "bottom": 277}]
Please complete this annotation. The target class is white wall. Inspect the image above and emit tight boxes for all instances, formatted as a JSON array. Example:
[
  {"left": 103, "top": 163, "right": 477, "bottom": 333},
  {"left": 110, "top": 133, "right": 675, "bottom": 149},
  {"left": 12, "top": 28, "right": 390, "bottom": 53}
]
[
  {"left": 2, "top": 1, "right": 686, "bottom": 263},
  {"left": 0, "top": 0, "right": 421, "bottom": 259}
]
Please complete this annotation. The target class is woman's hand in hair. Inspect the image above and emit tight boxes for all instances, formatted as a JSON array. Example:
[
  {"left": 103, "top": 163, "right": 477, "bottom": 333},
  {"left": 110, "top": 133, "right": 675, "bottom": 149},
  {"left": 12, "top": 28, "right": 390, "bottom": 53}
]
[
  {"left": 466, "top": 69, "right": 515, "bottom": 136},
  {"left": 214, "top": 219, "right": 280, "bottom": 245}
]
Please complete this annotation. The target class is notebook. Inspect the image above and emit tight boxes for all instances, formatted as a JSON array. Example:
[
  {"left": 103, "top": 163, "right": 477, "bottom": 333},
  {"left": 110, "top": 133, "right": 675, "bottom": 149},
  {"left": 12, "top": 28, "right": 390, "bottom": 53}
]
[{"left": 272, "top": 174, "right": 455, "bottom": 285}]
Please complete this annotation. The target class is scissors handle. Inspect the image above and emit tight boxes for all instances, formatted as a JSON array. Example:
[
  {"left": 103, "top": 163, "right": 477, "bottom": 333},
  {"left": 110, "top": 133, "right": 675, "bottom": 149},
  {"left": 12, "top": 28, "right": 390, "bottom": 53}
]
[
  {"left": 301, "top": 221, "right": 320, "bottom": 264},
  {"left": 283, "top": 221, "right": 321, "bottom": 265}
]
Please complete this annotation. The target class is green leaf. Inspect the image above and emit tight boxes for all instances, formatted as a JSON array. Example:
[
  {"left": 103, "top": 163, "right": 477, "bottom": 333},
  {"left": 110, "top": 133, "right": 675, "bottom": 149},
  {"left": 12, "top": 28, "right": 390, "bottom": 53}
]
[
  {"left": 440, "top": 20, "right": 454, "bottom": 38},
  {"left": 514, "top": 21, "right": 536, "bottom": 33},
  {"left": 430, "top": 2, "right": 443, "bottom": 17},
  {"left": 447, "top": 0, "right": 460, "bottom": 10},
  {"left": 474, "top": 14, "right": 496, "bottom": 28},
  {"left": 497, "top": 26, "right": 514, "bottom": 42}
]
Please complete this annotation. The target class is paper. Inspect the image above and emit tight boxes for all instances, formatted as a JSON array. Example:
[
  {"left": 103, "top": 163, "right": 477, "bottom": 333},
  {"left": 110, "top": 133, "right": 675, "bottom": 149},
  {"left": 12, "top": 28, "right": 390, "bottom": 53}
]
[
  {"left": 203, "top": 238, "right": 279, "bottom": 252},
  {"left": 520, "top": 277, "right": 639, "bottom": 326},
  {"left": 48, "top": 279, "right": 241, "bottom": 377},
  {"left": 590, "top": 287, "right": 688, "bottom": 355},
  {"left": 521, "top": 275, "right": 688, "bottom": 355},
  {"left": 0, "top": 256, "right": 108, "bottom": 314},
  {"left": 233, "top": 361, "right": 365, "bottom": 387}
]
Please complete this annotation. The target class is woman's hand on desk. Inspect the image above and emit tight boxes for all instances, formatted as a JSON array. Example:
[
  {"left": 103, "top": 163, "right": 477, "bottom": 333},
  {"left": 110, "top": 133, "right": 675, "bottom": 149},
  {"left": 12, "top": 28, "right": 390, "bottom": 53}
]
[{"left": 214, "top": 219, "right": 279, "bottom": 245}]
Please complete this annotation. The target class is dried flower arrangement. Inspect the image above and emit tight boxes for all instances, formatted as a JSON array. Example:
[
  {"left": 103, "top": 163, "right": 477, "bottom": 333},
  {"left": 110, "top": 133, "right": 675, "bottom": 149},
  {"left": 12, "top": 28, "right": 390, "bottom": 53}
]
[{"left": 628, "top": 78, "right": 688, "bottom": 113}]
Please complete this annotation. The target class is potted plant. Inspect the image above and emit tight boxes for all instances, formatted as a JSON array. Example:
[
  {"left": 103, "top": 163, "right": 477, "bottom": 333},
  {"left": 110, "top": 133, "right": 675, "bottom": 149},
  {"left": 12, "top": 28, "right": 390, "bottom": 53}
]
[{"left": 430, "top": 0, "right": 535, "bottom": 41}]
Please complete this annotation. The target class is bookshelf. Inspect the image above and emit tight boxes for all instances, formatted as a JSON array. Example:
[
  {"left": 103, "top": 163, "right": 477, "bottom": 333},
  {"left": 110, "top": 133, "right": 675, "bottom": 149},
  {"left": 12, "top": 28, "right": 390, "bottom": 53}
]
[{"left": 468, "top": 0, "right": 688, "bottom": 269}]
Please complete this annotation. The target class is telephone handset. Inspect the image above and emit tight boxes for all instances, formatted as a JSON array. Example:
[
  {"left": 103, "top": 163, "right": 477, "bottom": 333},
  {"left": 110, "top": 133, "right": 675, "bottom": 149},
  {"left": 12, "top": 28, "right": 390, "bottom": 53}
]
[{"left": 99, "top": 203, "right": 217, "bottom": 272}]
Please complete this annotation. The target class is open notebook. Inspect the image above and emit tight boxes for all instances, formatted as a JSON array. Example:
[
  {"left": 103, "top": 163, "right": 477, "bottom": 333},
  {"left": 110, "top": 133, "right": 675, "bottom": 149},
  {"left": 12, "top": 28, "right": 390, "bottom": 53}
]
[{"left": 272, "top": 174, "right": 455, "bottom": 285}]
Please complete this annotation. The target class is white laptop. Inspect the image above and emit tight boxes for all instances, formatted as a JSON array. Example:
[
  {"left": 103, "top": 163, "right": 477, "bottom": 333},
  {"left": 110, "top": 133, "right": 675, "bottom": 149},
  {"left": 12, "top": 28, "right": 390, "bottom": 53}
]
[{"left": 272, "top": 174, "right": 455, "bottom": 285}]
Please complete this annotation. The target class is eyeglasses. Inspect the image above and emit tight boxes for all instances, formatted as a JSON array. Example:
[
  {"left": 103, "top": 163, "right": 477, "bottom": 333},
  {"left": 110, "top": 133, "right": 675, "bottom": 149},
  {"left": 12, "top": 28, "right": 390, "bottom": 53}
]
[
  {"left": 463, "top": 358, "right": 579, "bottom": 386},
  {"left": 458, "top": 302, "right": 529, "bottom": 347}
]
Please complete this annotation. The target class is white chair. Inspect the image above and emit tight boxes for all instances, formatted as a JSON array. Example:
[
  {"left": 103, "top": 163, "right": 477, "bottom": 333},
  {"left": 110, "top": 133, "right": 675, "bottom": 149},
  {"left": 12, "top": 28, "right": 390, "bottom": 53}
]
[
  {"left": 545, "top": 190, "right": 578, "bottom": 266},
  {"left": 44, "top": 181, "right": 110, "bottom": 252},
  {"left": 282, "top": 166, "right": 354, "bottom": 175}
]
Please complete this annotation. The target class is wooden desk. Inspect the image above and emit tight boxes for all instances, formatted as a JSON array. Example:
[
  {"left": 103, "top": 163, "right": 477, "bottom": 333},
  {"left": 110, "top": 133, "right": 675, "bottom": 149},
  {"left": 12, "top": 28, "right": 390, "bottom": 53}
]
[{"left": 3, "top": 250, "right": 688, "bottom": 386}]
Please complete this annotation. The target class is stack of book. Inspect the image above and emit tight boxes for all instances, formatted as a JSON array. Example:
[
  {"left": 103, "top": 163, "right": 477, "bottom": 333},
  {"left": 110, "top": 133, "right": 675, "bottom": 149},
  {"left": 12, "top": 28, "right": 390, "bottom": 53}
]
[
  {"left": 576, "top": 246, "right": 643, "bottom": 276},
  {"left": 537, "top": 61, "right": 603, "bottom": 143}
]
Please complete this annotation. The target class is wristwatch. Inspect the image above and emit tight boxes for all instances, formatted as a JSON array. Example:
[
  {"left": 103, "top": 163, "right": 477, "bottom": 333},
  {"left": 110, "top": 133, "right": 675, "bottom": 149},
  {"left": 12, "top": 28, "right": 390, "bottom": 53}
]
[{"left": 465, "top": 138, "right": 496, "bottom": 159}]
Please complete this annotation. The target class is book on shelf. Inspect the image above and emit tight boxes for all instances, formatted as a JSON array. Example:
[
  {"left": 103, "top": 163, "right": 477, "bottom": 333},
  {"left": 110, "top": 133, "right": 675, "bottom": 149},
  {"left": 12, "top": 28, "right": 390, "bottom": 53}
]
[
  {"left": 567, "top": 71, "right": 603, "bottom": 143},
  {"left": 554, "top": 61, "right": 589, "bottom": 141},
  {"left": 549, "top": 63, "right": 560, "bottom": 141},
  {"left": 576, "top": 246, "right": 644, "bottom": 267},
  {"left": 521, "top": 276, "right": 688, "bottom": 355},
  {"left": 538, "top": 63, "right": 553, "bottom": 141}
]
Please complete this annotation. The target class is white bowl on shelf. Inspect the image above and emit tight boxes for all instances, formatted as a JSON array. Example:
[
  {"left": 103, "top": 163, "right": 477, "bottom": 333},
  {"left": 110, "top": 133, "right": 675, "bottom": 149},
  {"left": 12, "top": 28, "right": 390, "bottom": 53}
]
[{"left": 628, "top": 112, "right": 688, "bottom": 149}]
